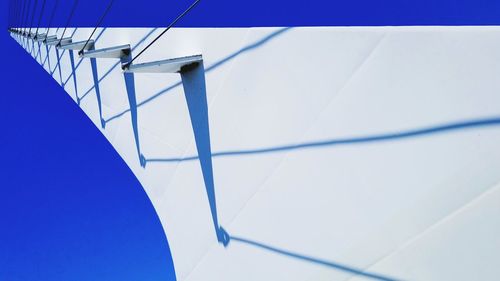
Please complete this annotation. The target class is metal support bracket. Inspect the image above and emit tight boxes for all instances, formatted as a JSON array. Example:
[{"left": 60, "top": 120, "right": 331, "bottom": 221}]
[
  {"left": 123, "top": 55, "right": 202, "bottom": 73},
  {"left": 80, "top": 44, "right": 130, "bottom": 59},
  {"left": 43, "top": 35, "right": 57, "bottom": 44},
  {"left": 46, "top": 37, "right": 71, "bottom": 46},
  {"left": 58, "top": 39, "right": 94, "bottom": 50}
]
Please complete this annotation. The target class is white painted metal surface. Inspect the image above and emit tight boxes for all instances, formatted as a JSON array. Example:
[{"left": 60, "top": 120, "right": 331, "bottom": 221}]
[
  {"left": 58, "top": 39, "right": 94, "bottom": 50},
  {"left": 45, "top": 37, "right": 71, "bottom": 45},
  {"left": 80, "top": 44, "right": 130, "bottom": 58},
  {"left": 12, "top": 26, "right": 500, "bottom": 281},
  {"left": 125, "top": 55, "right": 202, "bottom": 73}
]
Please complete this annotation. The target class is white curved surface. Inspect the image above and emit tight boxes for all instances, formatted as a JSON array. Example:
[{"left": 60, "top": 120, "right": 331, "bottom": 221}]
[{"left": 14, "top": 26, "right": 500, "bottom": 281}]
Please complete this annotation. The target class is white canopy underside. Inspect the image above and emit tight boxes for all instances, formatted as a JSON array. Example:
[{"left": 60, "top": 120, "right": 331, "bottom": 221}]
[{"left": 22, "top": 26, "right": 500, "bottom": 281}]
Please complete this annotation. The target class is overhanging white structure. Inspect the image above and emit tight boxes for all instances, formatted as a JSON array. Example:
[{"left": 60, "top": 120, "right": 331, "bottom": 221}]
[{"left": 9, "top": 26, "right": 500, "bottom": 281}]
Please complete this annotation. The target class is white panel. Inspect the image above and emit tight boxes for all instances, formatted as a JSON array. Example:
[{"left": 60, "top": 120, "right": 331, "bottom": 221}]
[{"left": 18, "top": 26, "right": 500, "bottom": 281}]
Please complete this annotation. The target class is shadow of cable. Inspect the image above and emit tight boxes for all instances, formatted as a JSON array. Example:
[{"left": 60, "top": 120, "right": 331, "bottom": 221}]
[
  {"left": 41, "top": 28, "right": 62, "bottom": 67},
  {"left": 228, "top": 233, "right": 398, "bottom": 281},
  {"left": 49, "top": 28, "right": 79, "bottom": 77},
  {"left": 104, "top": 27, "right": 292, "bottom": 124},
  {"left": 79, "top": 28, "right": 159, "bottom": 101},
  {"left": 62, "top": 27, "right": 108, "bottom": 86},
  {"left": 145, "top": 116, "right": 500, "bottom": 164}
]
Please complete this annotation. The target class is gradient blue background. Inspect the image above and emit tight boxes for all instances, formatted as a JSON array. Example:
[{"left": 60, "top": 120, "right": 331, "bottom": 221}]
[
  {"left": 5, "top": 0, "right": 500, "bottom": 28},
  {"left": 2, "top": 0, "right": 499, "bottom": 280}
]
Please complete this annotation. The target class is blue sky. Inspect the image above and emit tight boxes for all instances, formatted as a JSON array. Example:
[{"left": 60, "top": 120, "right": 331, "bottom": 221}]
[
  {"left": 0, "top": 2, "right": 176, "bottom": 280},
  {"left": 6, "top": 0, "right": 500, "bottom": 27}
]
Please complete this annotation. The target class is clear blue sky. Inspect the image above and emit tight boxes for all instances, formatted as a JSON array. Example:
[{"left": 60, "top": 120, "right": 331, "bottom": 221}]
[{"left": 0, "top": 2, "right": 176, "bottom": 280}]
